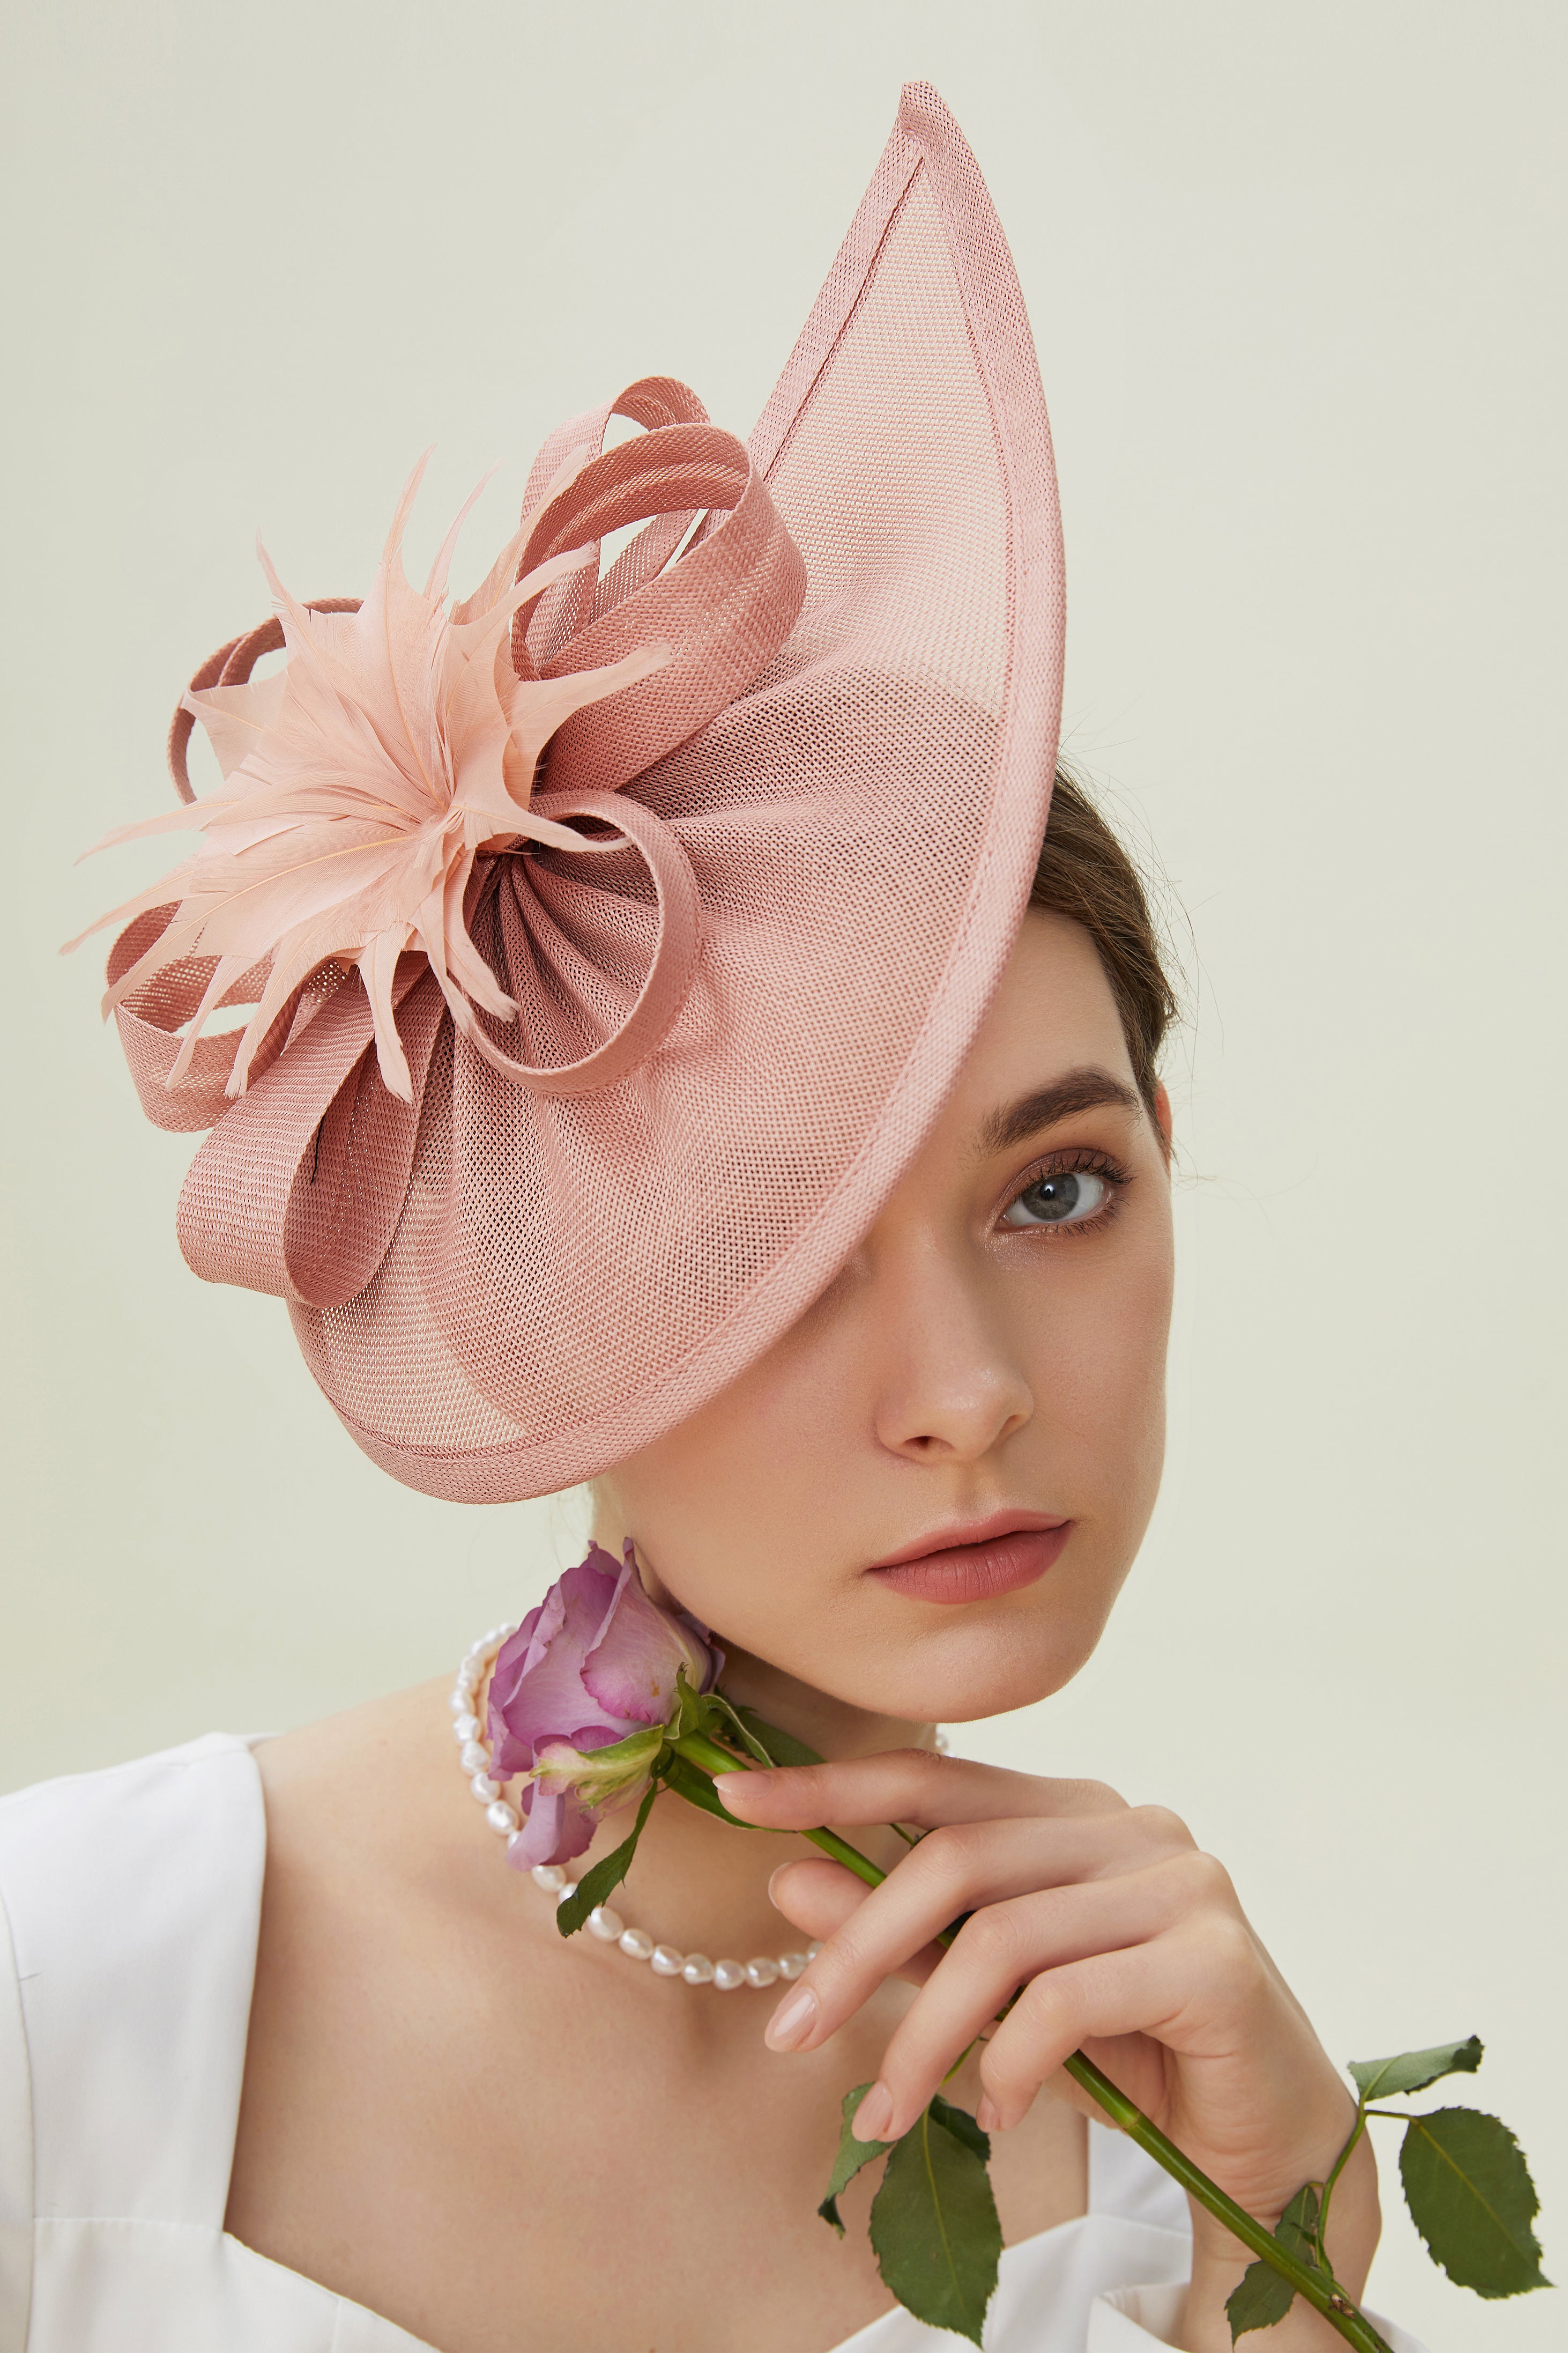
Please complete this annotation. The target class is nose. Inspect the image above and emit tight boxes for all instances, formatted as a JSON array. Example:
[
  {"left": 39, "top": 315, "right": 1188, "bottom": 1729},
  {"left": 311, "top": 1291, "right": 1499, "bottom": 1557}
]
[{"left": 868, "top": 1235, "right": 1034, "bottom": 1464}]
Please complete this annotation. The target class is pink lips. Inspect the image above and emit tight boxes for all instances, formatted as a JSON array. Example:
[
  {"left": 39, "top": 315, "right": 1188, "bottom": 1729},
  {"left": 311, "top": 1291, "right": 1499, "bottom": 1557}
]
[{"left": 864, "top": 1512, "right": 1071, "bottom": 1604}]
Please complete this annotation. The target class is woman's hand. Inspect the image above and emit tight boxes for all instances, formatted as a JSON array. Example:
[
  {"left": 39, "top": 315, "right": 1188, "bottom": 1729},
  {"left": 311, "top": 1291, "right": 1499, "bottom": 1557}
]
[{"left": 714, "top": 1751, "right": 1380, "bottom": 2353}]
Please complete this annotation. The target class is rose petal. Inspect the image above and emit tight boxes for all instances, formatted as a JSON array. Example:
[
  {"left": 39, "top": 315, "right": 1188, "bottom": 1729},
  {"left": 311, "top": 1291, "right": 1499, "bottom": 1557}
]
[
  {"left": 504, "top": 1782, "right": 594, "bottom": 1870},
  {"left": 488, "top": 1552, "right": 624, "bottom": 1774},
  {"left": 675, "top": 1608, "right": 725, "bottom": 1693},
  {"left": 582, "top": 1555, "right": 714, "bottom": 1724}
]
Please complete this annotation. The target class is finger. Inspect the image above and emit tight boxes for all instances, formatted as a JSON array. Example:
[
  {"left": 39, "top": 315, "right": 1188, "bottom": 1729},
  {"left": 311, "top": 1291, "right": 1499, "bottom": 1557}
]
[
  {"left": 768, "top": 1857, "right": 870, "bottom": 1940},
  {"left": 761, "top": 1810, "right": 1200, "bottom": 2052},
  {"left": 826, "top": 1862, "right": 1217, "bottom": 2137},
  {"left": 769, "top": 1858, "right": 945, "bottom": 1986},
  {"left": 713, "top": 1749, "right": 1129, "bottom": 1834},
  {"left": 977, "top": 1917, "right": 1259, "bottom": 2132}
]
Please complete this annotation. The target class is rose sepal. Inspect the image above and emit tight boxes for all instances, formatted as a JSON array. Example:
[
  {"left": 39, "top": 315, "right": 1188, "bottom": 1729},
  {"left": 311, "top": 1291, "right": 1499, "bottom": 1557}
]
[
  {"left": 551, "top": 1673, "right": 760, "bottom": 1937},
  {"left": 530, "top": 1720, "right": 667, "bottom": 1804}
]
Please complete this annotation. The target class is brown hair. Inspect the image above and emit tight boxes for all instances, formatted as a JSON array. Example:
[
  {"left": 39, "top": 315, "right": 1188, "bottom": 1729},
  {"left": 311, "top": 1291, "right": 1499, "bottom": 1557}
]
[{"left": 1030, "top": 769, "right": 1179, "bottom": 1114}]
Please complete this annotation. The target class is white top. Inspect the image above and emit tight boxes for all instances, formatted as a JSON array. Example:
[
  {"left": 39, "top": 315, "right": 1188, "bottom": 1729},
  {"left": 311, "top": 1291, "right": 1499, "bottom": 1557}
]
[{"left": 0, "top": 1735, "right": 1424, "bottom": 2353}]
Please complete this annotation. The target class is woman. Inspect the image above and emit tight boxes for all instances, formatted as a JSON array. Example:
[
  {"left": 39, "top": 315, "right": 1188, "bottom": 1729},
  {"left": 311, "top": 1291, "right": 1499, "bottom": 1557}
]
[{"left": 2, "top": 85, "right": 1422, "bottom": 2353}]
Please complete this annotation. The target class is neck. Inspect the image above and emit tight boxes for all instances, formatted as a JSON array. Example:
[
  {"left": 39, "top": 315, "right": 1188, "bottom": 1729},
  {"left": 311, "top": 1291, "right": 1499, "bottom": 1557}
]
[
  {"left": 574, "top": 1511, "right": 934, "bottom": 1963},
  {"left": 598, "top": 1644, "right": 930, "bottom": 1969},
  {"left": 714, "top": 1640, "right": 934, "bottom": 1769}
]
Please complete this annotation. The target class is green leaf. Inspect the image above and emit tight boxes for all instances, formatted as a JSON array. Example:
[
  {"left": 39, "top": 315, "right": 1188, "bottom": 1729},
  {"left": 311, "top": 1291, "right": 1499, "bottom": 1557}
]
[
  {"left": 1400, "top": 2107, "right": 1551, "bottom": 2298},
  {"left": 699, "top": 1692, "right": 779, "bottom": 1767},
  {"left": 1275, "top": 2181, "right": 1326, "bottom": 2272},
  {"left": 1224, "top": 2183, "right": 1326, "bottom": 2343},
  {"left": 928, "top": 2092, "right": 991, "bottom": 2165},
  {"left": 868, "top": 2098, "right": 1002, "bottom": 2348},
  {"left": 555, "top": 1780, "right": 659, "bottom": 1937},
  {"left": 726, "top": 1701, "right": 826, "bottom": 1770},
  {"left": 1348, "top": 2036, "right": 1483, "bottom": 2102},
  {"left": 1225, "top": 2258, "right": 1296, "bottom": 2342},
  {"left": 818, "top": 2082, "right": 894, "bottom": 2234}
]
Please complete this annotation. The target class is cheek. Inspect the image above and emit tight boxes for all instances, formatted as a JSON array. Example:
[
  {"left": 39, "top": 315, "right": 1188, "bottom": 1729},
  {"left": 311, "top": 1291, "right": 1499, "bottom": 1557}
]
[
  {"left": 600, "top": 1345, "right": 859, "bottom": 1610},
  {"left": 1024, "top": 1226, "right": 1174, "bottom": 1494}
]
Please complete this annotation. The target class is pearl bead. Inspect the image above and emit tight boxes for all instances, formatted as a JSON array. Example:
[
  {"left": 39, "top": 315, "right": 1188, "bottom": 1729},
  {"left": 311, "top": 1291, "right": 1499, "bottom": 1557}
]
[
  {"left": 456, "top": 1624, "right": 804, "bottom": 1996},
  {"left": 806, "top": 1941, "right": 823, "bottom": 1959}
]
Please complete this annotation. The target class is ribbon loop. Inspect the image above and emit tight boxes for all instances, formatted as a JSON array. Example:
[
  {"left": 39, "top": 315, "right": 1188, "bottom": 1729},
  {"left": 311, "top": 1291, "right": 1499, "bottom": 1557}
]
[
  {"left": 514, "top": 412, "right": 806, "bottom": 796},
  {"left": 462, "top": 790, "right": 702, "bottom": 1098},
  {"left": 176, "top": 958, "right": 439, "bottom": 1307},
  {"left": 108, "top": 906, "right": 292, "bottom": 1130}
]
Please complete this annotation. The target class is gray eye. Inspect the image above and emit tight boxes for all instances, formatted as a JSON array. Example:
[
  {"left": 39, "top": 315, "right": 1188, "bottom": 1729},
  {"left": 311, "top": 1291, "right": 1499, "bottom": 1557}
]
[{"left": 1000, "top": 1169, "right": 1109, "bottom": 1229}]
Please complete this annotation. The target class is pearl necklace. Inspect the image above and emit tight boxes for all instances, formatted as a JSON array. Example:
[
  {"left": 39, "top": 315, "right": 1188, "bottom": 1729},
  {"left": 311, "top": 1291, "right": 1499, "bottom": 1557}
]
[{"left": 450, "top": 1623, "right": 820, "bottom": 1991}]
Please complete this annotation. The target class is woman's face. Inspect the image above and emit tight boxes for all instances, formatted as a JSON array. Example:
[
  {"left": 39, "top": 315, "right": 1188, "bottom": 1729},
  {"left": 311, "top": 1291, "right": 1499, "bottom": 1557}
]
[{"left": 594, "top": 909, "right": 1175, "bottom": 1727}]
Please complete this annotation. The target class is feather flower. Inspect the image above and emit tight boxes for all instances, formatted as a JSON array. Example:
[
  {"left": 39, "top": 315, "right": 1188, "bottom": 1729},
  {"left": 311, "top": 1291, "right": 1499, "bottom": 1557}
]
[{"left": 65, "top": 455, "right": 668, "bottom": 1101}]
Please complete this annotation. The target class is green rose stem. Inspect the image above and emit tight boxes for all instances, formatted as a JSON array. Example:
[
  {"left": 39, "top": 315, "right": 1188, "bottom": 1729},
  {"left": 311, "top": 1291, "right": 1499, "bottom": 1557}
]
[
  {"left": 669, "top": 1730, "right": 1393, "bottom": 2353},
  {"left": 672, "top": 1729, "right": 891, "bottom": 1885},
  {"left": 1061, "top": 2054, "right": 1389, "bottom": 2353}
]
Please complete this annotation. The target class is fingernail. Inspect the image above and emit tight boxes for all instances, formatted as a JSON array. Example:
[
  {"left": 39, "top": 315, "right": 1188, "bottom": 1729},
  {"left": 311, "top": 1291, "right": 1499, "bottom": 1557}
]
[
  {"left": 712, "top": 1771, "right": 767, "bottom": 1803},
  {"left": 975, "top": 2096, "right": 1000, "bottom": 2133},
  {"left": 854, "top": 2082, "right": 895, "bottom": 2141},
  {"left": 764, "top": 1985, "right": 818, "bottom": 2051}
]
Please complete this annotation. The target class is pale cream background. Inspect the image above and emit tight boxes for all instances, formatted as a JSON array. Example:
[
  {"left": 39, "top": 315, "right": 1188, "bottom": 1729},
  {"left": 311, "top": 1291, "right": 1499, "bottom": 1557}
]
[{"left": 2, "top": 2, "right": 1562, "bottom": 2342}]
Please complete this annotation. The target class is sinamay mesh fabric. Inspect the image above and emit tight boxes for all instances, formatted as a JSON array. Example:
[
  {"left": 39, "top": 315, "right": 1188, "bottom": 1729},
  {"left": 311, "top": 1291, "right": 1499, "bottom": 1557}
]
[{"left": 90, "top": 84, "right": 1066, "bottom": 1501}]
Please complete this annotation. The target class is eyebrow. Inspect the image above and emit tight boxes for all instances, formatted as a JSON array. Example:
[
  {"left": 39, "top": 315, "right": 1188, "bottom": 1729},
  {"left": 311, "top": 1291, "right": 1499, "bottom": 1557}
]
[{"left": 975, "top": 1065, "right": 1142, "bottom": 1157}]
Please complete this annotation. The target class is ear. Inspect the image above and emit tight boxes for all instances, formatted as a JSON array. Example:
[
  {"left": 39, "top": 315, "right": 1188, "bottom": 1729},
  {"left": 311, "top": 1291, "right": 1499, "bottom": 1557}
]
[{"left": 1153, "top": 1081, "right": 1173, "bottom": 1155}]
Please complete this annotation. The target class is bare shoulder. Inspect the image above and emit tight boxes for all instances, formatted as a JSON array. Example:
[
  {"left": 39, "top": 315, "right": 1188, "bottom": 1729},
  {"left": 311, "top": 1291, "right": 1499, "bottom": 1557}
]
[
  {"left": 252, "top": 1676, "right": 447, "bottom": 1818},
  {"left": 225, "top": 1674, "right": 575, "bottom": 2314},
  {"left": 241, "top": 1679, "right": 466, "bottom": 1996},
  {"left": 236, "top": 1670, "right": 546, "bottom": 2112}
]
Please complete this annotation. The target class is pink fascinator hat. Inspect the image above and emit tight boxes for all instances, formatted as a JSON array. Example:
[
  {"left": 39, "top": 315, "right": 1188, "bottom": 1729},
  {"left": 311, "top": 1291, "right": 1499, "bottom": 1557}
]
[{"left": 70, "top": 85, "right": 1066, "bottom": 1502}]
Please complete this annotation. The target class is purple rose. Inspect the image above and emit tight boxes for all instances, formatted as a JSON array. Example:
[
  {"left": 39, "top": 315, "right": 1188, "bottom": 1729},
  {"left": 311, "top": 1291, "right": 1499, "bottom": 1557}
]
[{"left": 487, "top": 1542, "right": 723, "bottom": 1869}]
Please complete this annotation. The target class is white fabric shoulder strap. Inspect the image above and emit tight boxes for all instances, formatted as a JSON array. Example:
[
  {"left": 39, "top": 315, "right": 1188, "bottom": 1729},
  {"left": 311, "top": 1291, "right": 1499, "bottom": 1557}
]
[
  {"left": 0, "top": 1889, "right": 34, "bottom": 2353},
  {"left": 0, "top": 1734, "right": 266, "bottom": 2233}
]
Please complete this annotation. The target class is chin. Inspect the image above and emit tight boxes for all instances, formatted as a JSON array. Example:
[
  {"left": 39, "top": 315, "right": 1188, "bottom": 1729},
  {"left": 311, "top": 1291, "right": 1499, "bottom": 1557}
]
[{"left": 811, "top": 1611, "right": 1101, "bottom": 1728}]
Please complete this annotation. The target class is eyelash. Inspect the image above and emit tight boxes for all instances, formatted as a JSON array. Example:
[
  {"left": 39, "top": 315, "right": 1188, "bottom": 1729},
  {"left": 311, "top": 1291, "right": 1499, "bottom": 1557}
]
[{"left": 996, "top": 1148, "right": 1132, "bottom": 1241}]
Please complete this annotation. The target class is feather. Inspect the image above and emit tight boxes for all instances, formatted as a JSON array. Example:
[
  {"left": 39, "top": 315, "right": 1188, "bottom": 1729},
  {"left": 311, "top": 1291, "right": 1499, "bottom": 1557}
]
[{"left": 66, "top": 467, "right": 672, "bottom": 1102}]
